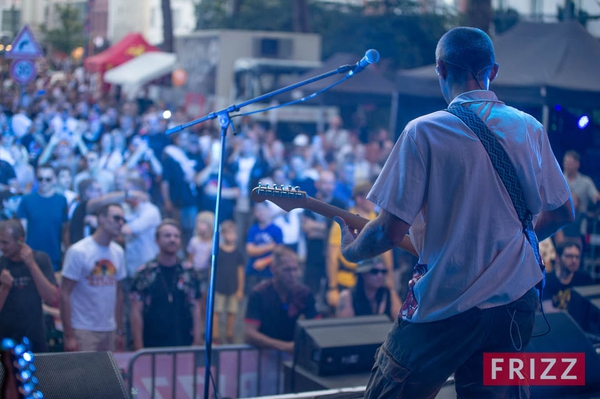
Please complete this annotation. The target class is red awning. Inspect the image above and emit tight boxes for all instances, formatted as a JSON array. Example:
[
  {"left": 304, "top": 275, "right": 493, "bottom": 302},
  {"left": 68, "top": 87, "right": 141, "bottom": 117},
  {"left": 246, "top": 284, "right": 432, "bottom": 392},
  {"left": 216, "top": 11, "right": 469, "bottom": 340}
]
[{"left": 84, "top": 33, "right": 160, "bottom": 74}]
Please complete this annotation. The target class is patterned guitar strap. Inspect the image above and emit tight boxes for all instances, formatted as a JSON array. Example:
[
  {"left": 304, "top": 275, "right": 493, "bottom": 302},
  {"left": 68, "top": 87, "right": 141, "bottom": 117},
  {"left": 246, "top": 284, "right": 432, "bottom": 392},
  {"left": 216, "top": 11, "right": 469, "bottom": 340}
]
[{"left": 445, "top": 105, "right": 545, "bottom": 293}]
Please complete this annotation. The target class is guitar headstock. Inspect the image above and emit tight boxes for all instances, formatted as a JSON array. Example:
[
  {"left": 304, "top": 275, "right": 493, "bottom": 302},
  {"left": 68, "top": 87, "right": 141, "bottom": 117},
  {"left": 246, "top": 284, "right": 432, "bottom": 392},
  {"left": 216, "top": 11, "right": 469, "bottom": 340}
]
[
  {"left": 251, "top": 183, "right": 308, "bottom": 212},
  {"left": 1, "top": 337, "right": 43, "bottom": 399}
]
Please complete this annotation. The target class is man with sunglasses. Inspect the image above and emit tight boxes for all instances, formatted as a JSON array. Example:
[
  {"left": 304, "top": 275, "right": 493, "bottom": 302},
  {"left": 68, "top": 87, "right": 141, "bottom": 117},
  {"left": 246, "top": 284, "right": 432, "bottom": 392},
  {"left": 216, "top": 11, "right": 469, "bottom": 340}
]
[
  {"left": 336, "top": 256, "right": 401, "bottom": 320},
  {"left": 60, "top": 204, "right": 126, "bottom": 352},
  {"left": 336, "top": 27, "right": 574, "bottom": 398},
  {"left": 17, "top": 165, "right": 68, "bottom": 271}
]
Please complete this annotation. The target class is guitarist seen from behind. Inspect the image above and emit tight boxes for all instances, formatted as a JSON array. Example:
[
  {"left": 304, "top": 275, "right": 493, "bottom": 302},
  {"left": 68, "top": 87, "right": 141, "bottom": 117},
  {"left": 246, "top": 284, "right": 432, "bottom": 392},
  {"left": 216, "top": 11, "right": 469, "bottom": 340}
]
[{"left": 335, "top": 27, "right": 574, "bottom": 399}]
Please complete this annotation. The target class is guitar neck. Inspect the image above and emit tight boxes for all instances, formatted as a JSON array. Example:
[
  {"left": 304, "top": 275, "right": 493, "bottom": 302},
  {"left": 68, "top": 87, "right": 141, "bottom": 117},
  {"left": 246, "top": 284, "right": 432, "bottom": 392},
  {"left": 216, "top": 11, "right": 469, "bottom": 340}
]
[
  {"left": 305, "top": 197, "right": 368, "bottom": 230},
  {"left": 305, "top": 197, "right": 418, "bottom": 257}
]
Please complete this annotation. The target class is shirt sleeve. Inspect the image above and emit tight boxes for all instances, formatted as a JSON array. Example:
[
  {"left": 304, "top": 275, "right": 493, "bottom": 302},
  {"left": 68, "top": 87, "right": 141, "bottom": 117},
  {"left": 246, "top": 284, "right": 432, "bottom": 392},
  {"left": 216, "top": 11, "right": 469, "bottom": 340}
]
[
  {"left": 35, "top": 252, "right": 57, "bottom": 286},
  {"left": 129, "top": 270, "right": 144, "bottom": 301},
  {"left": 303, "top": 292, "right": 319, "bottom": 320},
  {"left": 16, "top": 195, "right": 28, "bottom": 219},
  {"left": 236, "top": 249, "right": 245, "bottom": 268},
  {"left": 244, "top": 290, "right": 262, "bottom": 325},
  {"left": 115, "top": 247, "right": 127, "bottom": 281},
  {"left": 127, "top": 204, "right": 161, "bottom": 235},
  {"left": 246, "top": 225, "right": 258, "bottom": 244},
  {"left": 60, "top": 195, "right": 69, "bottom": 223},
  {"left": 272, "top": 225, "right": 283, "bottom": 244},
  {"left": 61, "top": 246, "right": 82, "bottom": 281},
  {"left": 368, "top": 128, "right": 428, "bottom": 225}
]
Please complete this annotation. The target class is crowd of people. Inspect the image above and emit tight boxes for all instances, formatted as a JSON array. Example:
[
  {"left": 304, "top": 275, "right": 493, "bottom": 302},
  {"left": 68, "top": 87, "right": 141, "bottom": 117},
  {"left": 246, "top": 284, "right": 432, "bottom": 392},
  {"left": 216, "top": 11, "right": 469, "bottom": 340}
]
[
  {"left": 0, "top": 59, "right": 404, "bottom": 355},
  {"left": 0, "top": 32, "right": 599, "bottom": 398}
]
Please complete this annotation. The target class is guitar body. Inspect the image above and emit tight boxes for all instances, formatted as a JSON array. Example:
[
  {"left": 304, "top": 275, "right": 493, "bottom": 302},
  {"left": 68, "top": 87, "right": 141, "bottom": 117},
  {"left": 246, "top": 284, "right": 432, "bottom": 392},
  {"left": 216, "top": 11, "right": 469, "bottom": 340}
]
[{"left": 251, "top": 185, "right": 417, "bottom": 256}]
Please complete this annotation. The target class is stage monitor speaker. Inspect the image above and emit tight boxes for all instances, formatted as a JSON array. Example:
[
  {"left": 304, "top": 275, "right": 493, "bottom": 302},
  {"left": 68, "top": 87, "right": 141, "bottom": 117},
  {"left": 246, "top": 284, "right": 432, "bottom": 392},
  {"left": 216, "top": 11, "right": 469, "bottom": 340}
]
[
  {"left": 526, "top": 312, "right": 600, "bottom": 398},
  {"left": 294, "top": 315, "right": 391, "bottom": 376},
  {"left": 569, "top": 284, "right": 600, "bottom": 335},
  {"left": 1, "top": 351, "right": 129, "bottom": 399}
]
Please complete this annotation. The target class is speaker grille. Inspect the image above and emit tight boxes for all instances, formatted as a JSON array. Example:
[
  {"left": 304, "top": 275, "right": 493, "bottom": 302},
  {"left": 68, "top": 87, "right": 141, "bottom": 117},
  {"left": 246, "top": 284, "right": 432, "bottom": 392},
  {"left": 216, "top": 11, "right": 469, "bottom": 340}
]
[{"left": 33, "top": 352, "right": 129, "bottom": 399}]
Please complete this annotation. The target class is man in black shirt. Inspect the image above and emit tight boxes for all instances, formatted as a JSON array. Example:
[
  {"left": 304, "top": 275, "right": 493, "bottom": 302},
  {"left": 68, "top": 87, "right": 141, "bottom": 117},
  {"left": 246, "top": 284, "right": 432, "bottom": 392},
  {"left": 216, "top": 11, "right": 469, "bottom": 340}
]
[
  {"left": 0, "top": 219, "right": 58, "bottom": 352},
  {"left": 244, "top": 245, "right": 319, "bottom": 353},
  {"left": 542, "top": 239, "right": 593, "bottom": 312},
  {"left": 130, "top": 219, "right": 202, "bottom": 349}
]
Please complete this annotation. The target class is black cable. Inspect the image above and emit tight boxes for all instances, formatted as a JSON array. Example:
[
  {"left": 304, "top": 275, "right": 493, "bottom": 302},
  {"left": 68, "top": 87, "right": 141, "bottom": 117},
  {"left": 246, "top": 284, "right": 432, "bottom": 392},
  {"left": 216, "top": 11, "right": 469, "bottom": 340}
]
[{"left": 532, "top": 288, "right": 552, "bottom": 338}]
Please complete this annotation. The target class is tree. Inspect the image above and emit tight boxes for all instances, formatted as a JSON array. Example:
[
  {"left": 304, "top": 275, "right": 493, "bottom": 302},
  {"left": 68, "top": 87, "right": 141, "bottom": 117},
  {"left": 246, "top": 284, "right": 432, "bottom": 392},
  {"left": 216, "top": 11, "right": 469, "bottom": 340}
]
[
  {"left": 197, "top": 0, "right": 294, "bottom": 31},
  {"left": 162, "top": 0, "right": 174, "bottom": 52},
  {"left": 293, "top": 0, "right": 311, "bottom": 33},
  {"left": 493, "top": 7, "right": 519, "bottom": 35},
  {"left": 464, "top": 0, "right": 493, "bottom": 33},
  {"left": 195, "top": 0, "right": 454, "bottom": 73},
  {"left": 39, "top": 4, "right": 84, "bottom": 55}
]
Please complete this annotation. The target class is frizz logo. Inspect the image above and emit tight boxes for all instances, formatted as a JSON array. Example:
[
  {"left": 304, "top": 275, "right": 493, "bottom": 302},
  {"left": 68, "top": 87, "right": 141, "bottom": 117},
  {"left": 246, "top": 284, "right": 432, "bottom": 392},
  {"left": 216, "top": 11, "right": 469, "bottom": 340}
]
[{"left": 484, "top": 353, "right": 585, "bottom": 386}]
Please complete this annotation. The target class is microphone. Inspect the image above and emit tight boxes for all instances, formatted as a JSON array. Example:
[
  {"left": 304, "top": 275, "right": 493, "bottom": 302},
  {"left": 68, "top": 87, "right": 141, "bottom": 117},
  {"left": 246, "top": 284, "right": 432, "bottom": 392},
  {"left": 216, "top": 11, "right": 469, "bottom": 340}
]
[{"left": 349, "top": 49, "right": 380, "bottom": 76}]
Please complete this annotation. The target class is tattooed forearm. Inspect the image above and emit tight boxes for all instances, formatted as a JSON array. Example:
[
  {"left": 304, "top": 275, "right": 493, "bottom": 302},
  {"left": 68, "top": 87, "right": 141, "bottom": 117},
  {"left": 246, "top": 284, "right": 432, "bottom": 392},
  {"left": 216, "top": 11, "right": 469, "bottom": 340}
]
[{"left": 341, "top": 219, "right": 395, "bottom": 263}]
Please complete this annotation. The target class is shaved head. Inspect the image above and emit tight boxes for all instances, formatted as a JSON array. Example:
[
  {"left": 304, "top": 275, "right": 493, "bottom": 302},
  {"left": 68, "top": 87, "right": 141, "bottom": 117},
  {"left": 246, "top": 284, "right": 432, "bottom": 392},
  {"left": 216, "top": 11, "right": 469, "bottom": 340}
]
[{"left": 436, "top": 27, "right": 496, "bottom": 82}]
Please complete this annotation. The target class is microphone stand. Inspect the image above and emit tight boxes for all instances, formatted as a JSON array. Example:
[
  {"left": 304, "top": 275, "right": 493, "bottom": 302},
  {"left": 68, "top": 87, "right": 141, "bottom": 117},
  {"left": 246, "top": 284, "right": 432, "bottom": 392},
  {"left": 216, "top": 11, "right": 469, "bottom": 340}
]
[{"left": 165, "top": 50, "right": 379, "bottom": 399}]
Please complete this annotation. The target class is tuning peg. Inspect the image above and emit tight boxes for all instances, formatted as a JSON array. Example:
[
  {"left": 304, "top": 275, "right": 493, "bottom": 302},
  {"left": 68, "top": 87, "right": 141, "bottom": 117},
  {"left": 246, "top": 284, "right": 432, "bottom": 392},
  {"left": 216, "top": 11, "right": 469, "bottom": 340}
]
[{"left": 288, "top": 185, "right": 292, "bottom": 191}]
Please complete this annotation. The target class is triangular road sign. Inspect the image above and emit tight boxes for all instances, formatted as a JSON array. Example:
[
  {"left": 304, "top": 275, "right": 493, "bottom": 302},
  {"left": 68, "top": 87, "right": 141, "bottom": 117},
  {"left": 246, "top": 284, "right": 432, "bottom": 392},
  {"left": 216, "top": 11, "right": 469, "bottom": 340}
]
[{"left": 5, "top": 24, "right": 44, "bottom": 59}]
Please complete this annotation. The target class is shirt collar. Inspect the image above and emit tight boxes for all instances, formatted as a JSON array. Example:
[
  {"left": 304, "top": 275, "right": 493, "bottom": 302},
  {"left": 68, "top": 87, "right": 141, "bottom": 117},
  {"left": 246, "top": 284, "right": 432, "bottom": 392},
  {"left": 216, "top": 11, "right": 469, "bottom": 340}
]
[{"left": 448, "top": 90, "right": 504, "bottom": 107}]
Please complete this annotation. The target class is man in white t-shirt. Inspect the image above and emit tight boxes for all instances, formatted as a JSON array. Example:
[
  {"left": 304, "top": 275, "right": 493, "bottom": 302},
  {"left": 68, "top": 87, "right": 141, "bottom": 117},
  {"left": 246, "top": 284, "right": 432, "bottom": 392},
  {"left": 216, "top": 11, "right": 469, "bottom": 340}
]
[{"left": 60, "top": 203, "right": 127, "bottom": 352}]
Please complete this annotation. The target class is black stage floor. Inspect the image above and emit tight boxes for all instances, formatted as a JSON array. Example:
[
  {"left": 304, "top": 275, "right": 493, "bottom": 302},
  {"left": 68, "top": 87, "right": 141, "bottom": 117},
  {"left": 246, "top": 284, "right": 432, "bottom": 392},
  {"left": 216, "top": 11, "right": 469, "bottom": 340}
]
[{"left": 283, "top": 362, "right": 600, "bottom": 399}]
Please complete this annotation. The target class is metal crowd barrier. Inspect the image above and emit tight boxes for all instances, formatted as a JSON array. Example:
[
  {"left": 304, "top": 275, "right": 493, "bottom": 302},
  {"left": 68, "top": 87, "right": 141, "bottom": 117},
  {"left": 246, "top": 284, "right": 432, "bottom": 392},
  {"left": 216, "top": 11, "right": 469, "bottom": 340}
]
[{"left": 124, "top": 344, "right": 291, "bottom": 399}]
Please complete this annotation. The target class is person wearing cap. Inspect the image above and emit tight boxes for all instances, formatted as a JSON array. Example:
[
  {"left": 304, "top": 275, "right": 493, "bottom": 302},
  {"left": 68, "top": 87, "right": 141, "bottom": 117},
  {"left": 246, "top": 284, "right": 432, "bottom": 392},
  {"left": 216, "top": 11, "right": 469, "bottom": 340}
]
[
  {"left": 335, "top": 27, "right": 574, "bottom": 398},
  {"left": 326, "top": 181, "right": 394, "bottom": 309},
  {"left": 336, "top": 256, "right": 401, "bottom": 320}
]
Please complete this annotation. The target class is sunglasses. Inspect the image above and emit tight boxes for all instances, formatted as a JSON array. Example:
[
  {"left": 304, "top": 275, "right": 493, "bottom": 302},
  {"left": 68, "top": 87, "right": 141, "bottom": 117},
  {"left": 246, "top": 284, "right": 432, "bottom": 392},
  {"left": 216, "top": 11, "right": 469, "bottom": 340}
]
[
  {"left": 37, "top": 177, "right": 53, "bottom": 182},
  {"left": 112, "top": 215, "right": 126, "bottom": 223},
  {"left": 369, "top": 269, "right": 388, "bottom": 276}
]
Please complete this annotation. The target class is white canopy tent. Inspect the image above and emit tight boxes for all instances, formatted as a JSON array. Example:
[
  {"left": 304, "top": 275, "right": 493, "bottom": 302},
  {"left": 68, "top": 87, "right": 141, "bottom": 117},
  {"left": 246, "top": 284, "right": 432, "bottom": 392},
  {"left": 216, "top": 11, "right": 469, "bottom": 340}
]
[{"left": 103, "top": 52, "right": 178, "bottom": 99}]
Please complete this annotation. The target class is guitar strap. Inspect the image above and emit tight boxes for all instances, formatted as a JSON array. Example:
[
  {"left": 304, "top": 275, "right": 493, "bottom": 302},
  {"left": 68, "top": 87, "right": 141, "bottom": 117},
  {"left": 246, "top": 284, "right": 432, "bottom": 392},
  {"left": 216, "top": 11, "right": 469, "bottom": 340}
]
[{"left": 445, "top": 105, "right": 546, "bottom": 292}]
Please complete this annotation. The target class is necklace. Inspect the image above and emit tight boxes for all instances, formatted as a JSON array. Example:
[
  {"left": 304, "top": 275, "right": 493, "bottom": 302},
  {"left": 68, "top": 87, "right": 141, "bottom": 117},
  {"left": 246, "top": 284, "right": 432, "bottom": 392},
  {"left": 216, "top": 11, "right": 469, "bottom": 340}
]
[{"left": 158, "top": 266, "right": 178, "bottom": 303}]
